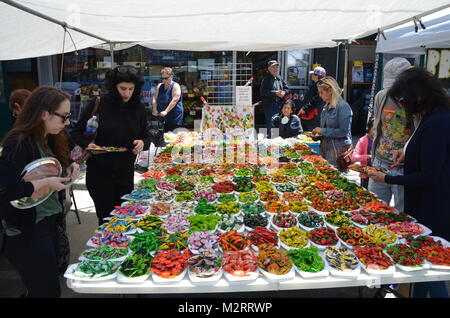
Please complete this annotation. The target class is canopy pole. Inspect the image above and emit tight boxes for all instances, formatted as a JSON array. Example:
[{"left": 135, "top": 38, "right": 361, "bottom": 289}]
[
  {"left": 59, "top": 28, "right": 67, "bottom": 89},
  {"left": 343, "top": 40, "right": 349, "bottom": 100},
  {"left": 2, "top": 0, "right": 111, "bottom": 43},
  {"left": 110, "top": 43, "right": 115, "bottom": 69}
]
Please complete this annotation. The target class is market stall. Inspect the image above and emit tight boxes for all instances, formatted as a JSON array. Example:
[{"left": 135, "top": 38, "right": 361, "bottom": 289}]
[{"left": 64, "top": 132, "right": 450, "bottom": 295}]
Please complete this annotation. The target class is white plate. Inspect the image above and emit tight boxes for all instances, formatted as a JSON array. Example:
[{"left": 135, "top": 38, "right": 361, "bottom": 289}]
[
  {"left": 395, "top": 263, "right": 430, "bottom": 272},
  {"left": 425, "top": 261, "right": 450, "bottom": 271},
  {"left": 86, "top": 237, "right": 130, "bottom": 249},
  {"left": 64, "top": 263, "right": 118, "bottom": 282},
  {"left": 259, "top": 266, "right": 296, "bottom": 281},
  {"left": 352, "top": 221, "right": 369, "bottom": 229},
  {"left": 429, "top": 236, "right": 450, "bottom": 247},
  {"left": 121, "top": 193, "right": 154, "bottom": 201},
  {"left": 78, "top": 248, "right": 130, "bottom": 263},
  {"left": 327, "top": 261, "right": 361, "bottom": 278},
  {"left": 116, "top": 271, "right": 151, "bottom": 284},
  {"left": 152, "top": 268, "right": 188, "bottom": 284},
  {"left": 357, "top": 252, "right": 396, "bottom": 277},
  {"left": 297, "top": 222, "right": 324, "bottom": 232},
  {"left": 251, "top": 241, "right": 280, "bottom": 253},
  {"left": 218, "top": 224, "right": 245, "bottom": 234},
  {"left": 324, "top": 221, "right": 342, "bottom": 231},
  {"left": 308, "top": 206, "right": 330, "bottom": 215},
  {"left": 388, "top": 222, "right": 432, "bottom": 237},
  {"left": 122, "top": 199, "right": 154, "bottom": 206},
  {"left": 294, "top": 260, "right": 330, "bottom": 279},
  {"left": 223, "top": 269, "right": 259, "bottom": 283},
  {"left": 188, "top": 269, "right": 223, "bottom": 285},
  {"left": 271, "top": 220, "right": 298, "bottom": 232},
  {"left": 280, "top": 240, "right": 310, "bottom": 251},
  {"left": 309, "top": 239, "right": 340, "bottom": 251}
]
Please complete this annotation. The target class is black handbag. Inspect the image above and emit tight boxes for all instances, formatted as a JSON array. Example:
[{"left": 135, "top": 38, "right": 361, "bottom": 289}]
[{"left": 149, "top": 116, "right": 165, "bottom": 147}]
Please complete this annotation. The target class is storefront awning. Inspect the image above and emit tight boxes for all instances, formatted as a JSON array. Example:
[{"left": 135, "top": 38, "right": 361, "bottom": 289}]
[{"left": 1, "top": 0, "right": 450, "bottom": 60}]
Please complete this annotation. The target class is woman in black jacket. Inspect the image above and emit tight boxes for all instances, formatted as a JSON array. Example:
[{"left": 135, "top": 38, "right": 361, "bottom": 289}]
[
  {"left": 369, "top": 68, "right": 450, "bottom": 298},
  {"left": 0, "top": 86, "right": 79, "bottom": 297},
  {"left": 71, "top": 66, "right": 150, "bottom": 225}
]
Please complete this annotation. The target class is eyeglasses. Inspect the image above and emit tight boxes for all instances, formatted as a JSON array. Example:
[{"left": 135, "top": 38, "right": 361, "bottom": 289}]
[
  {"left": 161, "top": 76, "right": 171, "bottom": 80},
  {"left": 117, "top": 65, "right": 138, "bottom": 74},
  {"left": 51, "top": 111, "right": 71, "bottom": 122}
]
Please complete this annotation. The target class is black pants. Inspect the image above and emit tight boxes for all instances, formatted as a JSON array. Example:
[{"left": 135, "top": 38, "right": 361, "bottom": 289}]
[
  {"left": 86, "top": 154, "right": 135, "bottom": 225},
  {"left": 4, "top": 214, "right": 60, "bottom": 298}
]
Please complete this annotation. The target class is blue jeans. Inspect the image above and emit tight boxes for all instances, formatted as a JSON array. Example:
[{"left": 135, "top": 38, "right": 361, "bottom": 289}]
[
  {"left": 412, "top": 282, "right": 449, "bottom": 298},
  {"left": 368, "top": 157, "right": 405, "bottom": 212}
]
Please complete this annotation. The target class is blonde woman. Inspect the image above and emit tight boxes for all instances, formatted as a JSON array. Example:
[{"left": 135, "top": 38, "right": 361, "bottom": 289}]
[{"left": 312, "top": 76, "right": 352, "bottom": 171}]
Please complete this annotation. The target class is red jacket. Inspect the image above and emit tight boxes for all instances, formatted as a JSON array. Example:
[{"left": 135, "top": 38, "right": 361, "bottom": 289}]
[{"left": 351, "top": 135, "right": 372, "bottom": 178}]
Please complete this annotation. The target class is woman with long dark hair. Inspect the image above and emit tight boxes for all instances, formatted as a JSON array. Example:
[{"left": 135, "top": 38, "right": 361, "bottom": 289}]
[
  {"left": 369, "top": 67, "right": 450, "bottom": 298},
  {"left": 71, "top": 65, "right": 150, "bottom": 225},
  {"left": 9, "top": 88, "right": 31, "bottom": 123},
  {"left": 0, "top": 86, "right": 79, "bottom": 297}
]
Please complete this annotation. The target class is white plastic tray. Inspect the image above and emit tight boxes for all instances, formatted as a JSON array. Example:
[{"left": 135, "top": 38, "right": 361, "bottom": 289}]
[
  {"left": 327, "top": 261, "right": 361, "bottom": 278},
  {"left": 64, "top": 263, "right": 118, "bottom": 282},
  {"left": 259, "top": 265, "right": 296, "bottom": 281},
  {"left": 309, "top": 239, "right": 340, "bottom": 251},
  {"left": 152, "top": 268, "right": 187, "bottom": 284},
  {"left": 223, "top": 269, "right": 259, "bottom": 284},
  {"left": 294, "top": 260, "right": 330, "bottom": 279},
  {"left": 116, "top": 271, "right": 151, "bottom": 284},
  {"left": 188, "top": 269, "right": 223, "bottom": 285},
  {"left": 78, "top": 248, "right": 130, "bottom": 263},
  {"left": 279, "top": 239, "right": 310, "bottom": 251}
]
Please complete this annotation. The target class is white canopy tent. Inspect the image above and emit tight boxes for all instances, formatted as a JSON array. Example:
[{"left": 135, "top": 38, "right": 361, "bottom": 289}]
[
  {"left": 1, "top": 0, "right": 450, "bottom": 60},
  {"left": 376, "top": 8, "right": 450, "bottom": 54}
]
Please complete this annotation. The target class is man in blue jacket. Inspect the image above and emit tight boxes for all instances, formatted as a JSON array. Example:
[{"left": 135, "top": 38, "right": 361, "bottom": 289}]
[{"left": 260, "top": 60, "right": 289, "bottom": 138}]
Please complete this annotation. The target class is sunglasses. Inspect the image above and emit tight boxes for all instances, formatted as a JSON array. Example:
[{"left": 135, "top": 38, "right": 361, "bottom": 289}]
[
  {"left": 117, "top": 66, "right": 138, "bottom": 74},
  {"left": 161, "top": 76, "right": 171, "bottom": 80},
  {"left": 51, "top": 111, "right": 71, "bottom": 122},
  {"left": 396, "top": 97, "right": 405, "bottom": 105}
]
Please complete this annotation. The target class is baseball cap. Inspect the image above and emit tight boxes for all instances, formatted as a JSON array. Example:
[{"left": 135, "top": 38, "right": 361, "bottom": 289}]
[
  {"left": 267, "top": 60, "right": 279, "bottom": 67},
  {"left": 309, "top": 66, "right": 326, "bottom": 77},
  {"left": 382, "top": 57, "right": 411, "bottom": 89}
]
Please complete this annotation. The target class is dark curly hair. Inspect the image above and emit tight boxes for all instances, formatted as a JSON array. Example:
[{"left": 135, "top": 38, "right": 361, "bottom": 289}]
[
  {"left": 105, "top": 65, "right": 144, "bottom": 104},
  {"left": 389, "top": 67, "right": 450, "bottom": 119}
]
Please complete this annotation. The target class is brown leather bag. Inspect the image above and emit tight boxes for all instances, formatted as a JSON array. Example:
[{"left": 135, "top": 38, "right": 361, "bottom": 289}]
[{"left": 337, "top": 145, "right": 354, "bottom": 171}]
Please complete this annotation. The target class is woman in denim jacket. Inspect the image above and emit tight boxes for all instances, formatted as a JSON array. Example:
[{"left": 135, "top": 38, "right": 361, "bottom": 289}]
[{"left": 312, "top": 76, "right": 352, "bottom": 171}]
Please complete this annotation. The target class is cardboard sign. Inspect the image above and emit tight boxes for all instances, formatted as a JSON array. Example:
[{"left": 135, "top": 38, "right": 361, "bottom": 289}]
[{"left": 236, "top": 86, "right": 252, "bottom": 106}]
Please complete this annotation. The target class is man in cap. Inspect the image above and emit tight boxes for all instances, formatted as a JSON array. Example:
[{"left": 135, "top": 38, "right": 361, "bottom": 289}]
[
  {"left": 298, "top": 66, "right": 327, "bottom": 131},
  {"left": 259, "top": 60, "right": 289, "bottom": 138}
]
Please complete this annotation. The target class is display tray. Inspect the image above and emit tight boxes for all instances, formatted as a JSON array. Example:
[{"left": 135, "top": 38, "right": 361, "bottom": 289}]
[
  {"left": 259, "top": 266, "right": 296, "bottom": 281},
  {"left": 86, "top": 146, "right": 128, "bottom": 152},
  {"left": 152, "top": 268, "right": 188, "bottom": 284},
  {"left": 188, "top": 269, "right": 223, "bottom": 285},
  {"left": 64, "top": 263, "right": 118, "bottom": 282},
  {"left": 10, "top": 157, "right": 62, "bottom": 209}
]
